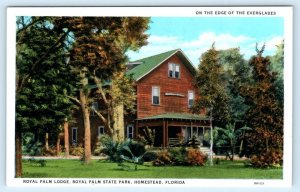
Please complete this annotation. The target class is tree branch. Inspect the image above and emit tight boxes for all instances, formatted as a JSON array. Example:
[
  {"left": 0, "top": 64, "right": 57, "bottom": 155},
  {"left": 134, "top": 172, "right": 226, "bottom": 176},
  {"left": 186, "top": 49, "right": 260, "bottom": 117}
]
[
  {"left": 93, "top": 76, "right": 109, "bottom": 105},
  {"left": 66, "top": 95, "right": 81, "bottom": 106}
]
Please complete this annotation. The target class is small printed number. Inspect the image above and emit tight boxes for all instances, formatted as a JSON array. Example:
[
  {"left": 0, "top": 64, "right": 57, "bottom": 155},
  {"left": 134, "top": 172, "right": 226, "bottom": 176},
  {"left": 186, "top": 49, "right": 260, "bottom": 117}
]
[{"left": 254, "top": 182, "right": 264, "bottom": 185}]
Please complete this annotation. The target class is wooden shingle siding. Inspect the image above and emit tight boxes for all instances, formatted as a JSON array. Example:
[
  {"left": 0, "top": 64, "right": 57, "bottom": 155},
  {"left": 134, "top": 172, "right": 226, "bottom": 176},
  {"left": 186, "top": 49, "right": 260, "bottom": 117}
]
[{"left": 137, "top": 54, "right": 198, "bottom": 118}]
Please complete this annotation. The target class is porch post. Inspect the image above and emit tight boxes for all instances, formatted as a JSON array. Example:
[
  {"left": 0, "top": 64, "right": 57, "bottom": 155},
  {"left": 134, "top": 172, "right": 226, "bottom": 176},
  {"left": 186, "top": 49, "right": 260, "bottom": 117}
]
[
  {"left": 166, "top": 120, "right": 169, "bottom": 147},
  {"left": 135, "top": 121, "right": 139, "bottom": 139},
  {"left": 190, "top": 122, "right": 193, "bottom": 137},
  {"left": 163, "top": 120, "right": 166, "bottom": 148}
]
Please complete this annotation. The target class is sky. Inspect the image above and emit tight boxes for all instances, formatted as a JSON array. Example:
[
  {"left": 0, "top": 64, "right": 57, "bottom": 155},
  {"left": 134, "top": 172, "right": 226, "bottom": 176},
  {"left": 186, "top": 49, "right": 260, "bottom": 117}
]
[{"left": 127, "top": 17, "right": 284, "bottom": 66}]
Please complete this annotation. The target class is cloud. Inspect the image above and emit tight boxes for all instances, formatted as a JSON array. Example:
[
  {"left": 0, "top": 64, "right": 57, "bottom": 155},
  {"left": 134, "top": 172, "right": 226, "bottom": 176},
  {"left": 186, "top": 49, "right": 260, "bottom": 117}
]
[
  {"left": 181, "top": 32, "right": 254, "bottom": 49},
  {"left": 127, "top": 32, "right": 283, "bottom": 66},
  {"left": 147, "top": 35, "right": 179, "bottom": 44},
  {"left": 262, "top": 36, "right": 284, "bottom": 52}
]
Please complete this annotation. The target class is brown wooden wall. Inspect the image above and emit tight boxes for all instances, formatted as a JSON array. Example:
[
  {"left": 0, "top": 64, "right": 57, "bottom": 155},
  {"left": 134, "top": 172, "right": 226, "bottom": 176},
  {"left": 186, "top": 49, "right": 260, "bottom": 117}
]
[
  {"left": 68, "top": 111, "right": 104, "bottom": 150},
  {"left": 136, "top": 54, "right": 199, "bottom": 119}
]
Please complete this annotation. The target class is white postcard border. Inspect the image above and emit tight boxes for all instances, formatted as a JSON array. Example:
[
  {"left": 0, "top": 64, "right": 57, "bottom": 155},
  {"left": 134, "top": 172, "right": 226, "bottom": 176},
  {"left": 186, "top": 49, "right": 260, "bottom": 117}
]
[{"left": 6, "top": 6, "right": 293, "bottom": 188}]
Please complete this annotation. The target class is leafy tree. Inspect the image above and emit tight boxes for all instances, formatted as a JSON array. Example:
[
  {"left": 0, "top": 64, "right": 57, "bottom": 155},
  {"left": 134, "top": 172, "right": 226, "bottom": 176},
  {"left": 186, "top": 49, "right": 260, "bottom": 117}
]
[
  {"left": 61, "top": 17, "right": 149, "bottom": 164},
  {"left": 215, "top": 123, "right": 251, "bottom": 160},
  {"left": 239, "top": 44, "right": 283, "bottom": 156},
  {"left": 218, "top": 48, "right": 251, "bottom": 122},
  {"left": 193, "top": 44, "right": 230, "bottom": 127},
  {"left": 16, "top": 16, "right": 77, "bottom": 177},
  {"left": 91, "top": 17, "right": 149, "bottom": 141},
  {"left": 269, "top": 41, "right": 284, "bottom": 108}
]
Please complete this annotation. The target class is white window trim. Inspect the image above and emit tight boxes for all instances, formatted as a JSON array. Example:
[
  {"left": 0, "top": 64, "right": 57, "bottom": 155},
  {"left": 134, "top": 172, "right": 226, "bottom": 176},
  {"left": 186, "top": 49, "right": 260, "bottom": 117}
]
[
  {"left": 168, "top": 63, "right": 180, "bottom": 79},
  {"left": 72, "top": 127, "right": 78, "bottom": 145},
  {"left": 168, "top": 63, "right": 173, "bottom": 77},
  {"left": 188, "top": 90, "right": 194, "bottom": 108},
  {"left": 126, "top": 124, "right": 134, "bottom": 139},
  {"left": 175, "top": 64, "right": 180, "bottom": 79},
  {"left": 98, "top": 126, "right": 105, "bottom": 137},
  {"left": 152, "top": 86, "right": 160, "bottom": 105}
]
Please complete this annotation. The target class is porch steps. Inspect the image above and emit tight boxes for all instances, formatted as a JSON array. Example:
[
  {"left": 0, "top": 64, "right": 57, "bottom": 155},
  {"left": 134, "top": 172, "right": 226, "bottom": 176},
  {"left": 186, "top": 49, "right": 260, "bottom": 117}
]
[{"left": 199, "top": 146, "right": 215, "bottom": 156}]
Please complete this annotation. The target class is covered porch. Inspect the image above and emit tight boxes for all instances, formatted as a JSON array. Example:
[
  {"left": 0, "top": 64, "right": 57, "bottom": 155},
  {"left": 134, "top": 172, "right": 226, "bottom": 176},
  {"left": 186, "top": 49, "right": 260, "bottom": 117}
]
[{"left": 135, "top": 113, "right": 212, "bottom": 148}]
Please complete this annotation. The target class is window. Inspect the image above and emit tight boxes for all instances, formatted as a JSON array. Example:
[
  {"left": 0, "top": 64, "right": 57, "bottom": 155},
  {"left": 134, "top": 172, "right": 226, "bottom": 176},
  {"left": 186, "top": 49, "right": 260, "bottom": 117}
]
[
  {"left": 72, "top": 127, "right": 77, "bottom": 145},
  {"left": 98, "top": 126, "right": 105, "bottom": 137},
  {"left": 188, "top": 91, "right": 194, "bottom": 108},
  {"left": 152, "top": 86, "right": 160, "bottom": 105},
  {"left": 91, "top": 102, "right": 99, "bottom": 116},
  {"left": 168, "top": 63, "right": 173, "bottom": 77},
  {"left": 175, "top": 65, "right": 180, "bottom": 78},
  {"left": 126, "top": 124, "right": 134, "bottom": 139},
  {"left": 168, "top": 63, "right": 180, "bottom": 79}
]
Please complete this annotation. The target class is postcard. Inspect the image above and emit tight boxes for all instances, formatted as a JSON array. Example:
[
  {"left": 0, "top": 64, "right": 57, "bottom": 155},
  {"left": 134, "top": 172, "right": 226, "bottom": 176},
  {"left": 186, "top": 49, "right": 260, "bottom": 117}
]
[{"left": 6, "top": 6, "right": 293, "bottom": 188}]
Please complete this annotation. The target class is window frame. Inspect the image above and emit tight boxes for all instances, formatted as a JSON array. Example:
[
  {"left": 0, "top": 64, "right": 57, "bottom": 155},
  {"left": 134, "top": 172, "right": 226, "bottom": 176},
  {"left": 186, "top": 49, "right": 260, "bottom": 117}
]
[
  {"left": 152, "top": 86, "right": 160, "bottom": 105},
  {"left": 168, "top": 63, "right": 180, "bottom": 79},
  {"left": 188, "top": 90, "right": 194, "bottom": 108},
  {"left": 72, "top": 127, "right": 78, "bottom": 145},
  {"left": 126, "top": 124, "right": 134, "bottom": 139},
  {"left": 98, "top": 126, "right": 105, "bottom": 137}
]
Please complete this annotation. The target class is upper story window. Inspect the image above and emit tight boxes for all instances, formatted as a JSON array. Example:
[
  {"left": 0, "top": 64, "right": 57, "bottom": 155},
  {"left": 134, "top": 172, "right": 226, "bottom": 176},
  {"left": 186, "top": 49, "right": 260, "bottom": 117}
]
[
  {"left": 168, "top": 63, "right": 180, "bottom": 79},
  {"left": 188, "top": 91, "right": 194, "bottom": 108},
  {"left": 152, "top": 86, "right": 160, "bottom": 105}
]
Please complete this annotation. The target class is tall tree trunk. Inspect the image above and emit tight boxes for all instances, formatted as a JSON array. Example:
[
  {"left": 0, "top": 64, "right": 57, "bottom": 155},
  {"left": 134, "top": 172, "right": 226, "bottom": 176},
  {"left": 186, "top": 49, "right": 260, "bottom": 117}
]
[
  {"left": 230, "top": 144, "right": 234, "bottom": 161},
  {"left": 64, "top": 121, "right": 69, "bottom": 158},
  {"left": 79, "top": 90, "right": 91, "bottom": 164},
  {"left": 45, "top": 132, "right": 49, "bottom": 150},
  {"left": 15, "top": 127, "right": 22, "bottom": 177},
  {"left": 56, "top": 134, "right": 61, "bottom": 156},
  {"left": 112, "top": 103, "right": 124, "bottom": 141}
]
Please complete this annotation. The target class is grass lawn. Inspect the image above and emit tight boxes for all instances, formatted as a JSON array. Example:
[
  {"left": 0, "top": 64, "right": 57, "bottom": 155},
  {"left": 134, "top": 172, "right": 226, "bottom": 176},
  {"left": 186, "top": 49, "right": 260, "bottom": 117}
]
[{"left": 22, "top": 159, "right": 282, "bottom": 179}]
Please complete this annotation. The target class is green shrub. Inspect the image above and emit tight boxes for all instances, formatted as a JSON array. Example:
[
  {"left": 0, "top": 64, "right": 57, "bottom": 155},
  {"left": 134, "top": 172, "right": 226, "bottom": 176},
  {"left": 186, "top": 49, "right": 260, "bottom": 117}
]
[
  {"left": 126, "top": 140, "right": 146, "bottom": 159},
  {"left": 100, "top": 135, "right": 125, "bottom": 163},
  {"left": 152, "top": 151, "right": 173, "bottom": 166},
  {"left": 22, "top": 133, "right": 43, "bottom": 156},
  {"left": 169, "top": 147, "right": 187, "bottom": 165},
  {"left": 100, "top": 135, "right": 147, "bottom": 170},
  {"left": 28, "top": 158, "right": 47, "bottom": 167},
  {"left": 143, "top": 151, "right": 158, "bottom": 162},
  {"left": 41, "top": 146, "right": 57, "bottom": 156},
  {"left": 70, "top": 146, "right": 84, "bottom": 156},
  {"left": 250, "top": 149, "right": 283, "bottom": 168}
]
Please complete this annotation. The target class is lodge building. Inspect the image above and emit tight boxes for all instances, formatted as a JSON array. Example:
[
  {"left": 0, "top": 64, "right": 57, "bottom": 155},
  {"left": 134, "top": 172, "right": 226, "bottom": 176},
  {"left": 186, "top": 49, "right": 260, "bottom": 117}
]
[{"left": 69, "top": 49, "right": 212, "bottom": 150}]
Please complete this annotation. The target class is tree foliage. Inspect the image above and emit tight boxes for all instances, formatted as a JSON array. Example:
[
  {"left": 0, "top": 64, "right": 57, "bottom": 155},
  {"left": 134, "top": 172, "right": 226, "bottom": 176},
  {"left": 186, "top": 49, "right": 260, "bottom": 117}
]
[
  {"left": 215, "top": 124, "right": 251, "bottom": 160},
  {"left": 239, "top": 44, "right": 283, "bottom": 155},
  {"left": 16, "top": 16, "right": 78, "bottom": 176},
  {"left": 218, "top": 48, "right": 251, "bottom": 122},
  {"left": 51, "top": 17, "right": 149, "bottom": 163},
  {"left": 269, "top": 41, "right": 284, "bottom": 108},
  {"left": 193, "top": 44, "right": 230, "bottom": 126}
]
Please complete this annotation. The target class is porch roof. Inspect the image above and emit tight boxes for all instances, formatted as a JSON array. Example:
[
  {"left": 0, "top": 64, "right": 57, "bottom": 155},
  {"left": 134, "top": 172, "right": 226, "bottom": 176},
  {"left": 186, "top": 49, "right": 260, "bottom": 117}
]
[{"left": 137, "top": 113, "right": 210, "bottom": 121}]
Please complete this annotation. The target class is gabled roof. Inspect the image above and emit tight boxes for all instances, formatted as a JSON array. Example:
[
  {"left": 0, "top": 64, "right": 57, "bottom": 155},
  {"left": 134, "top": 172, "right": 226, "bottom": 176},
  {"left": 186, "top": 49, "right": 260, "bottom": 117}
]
[{"left": 126, "top": 49, "right": 196, "bottom": 81}]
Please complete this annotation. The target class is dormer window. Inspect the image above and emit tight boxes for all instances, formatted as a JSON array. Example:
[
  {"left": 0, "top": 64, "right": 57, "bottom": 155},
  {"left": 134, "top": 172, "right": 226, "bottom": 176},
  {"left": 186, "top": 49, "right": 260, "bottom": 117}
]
[{"left": 168, "top": 63, "right": 180, "bottom": 79}]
